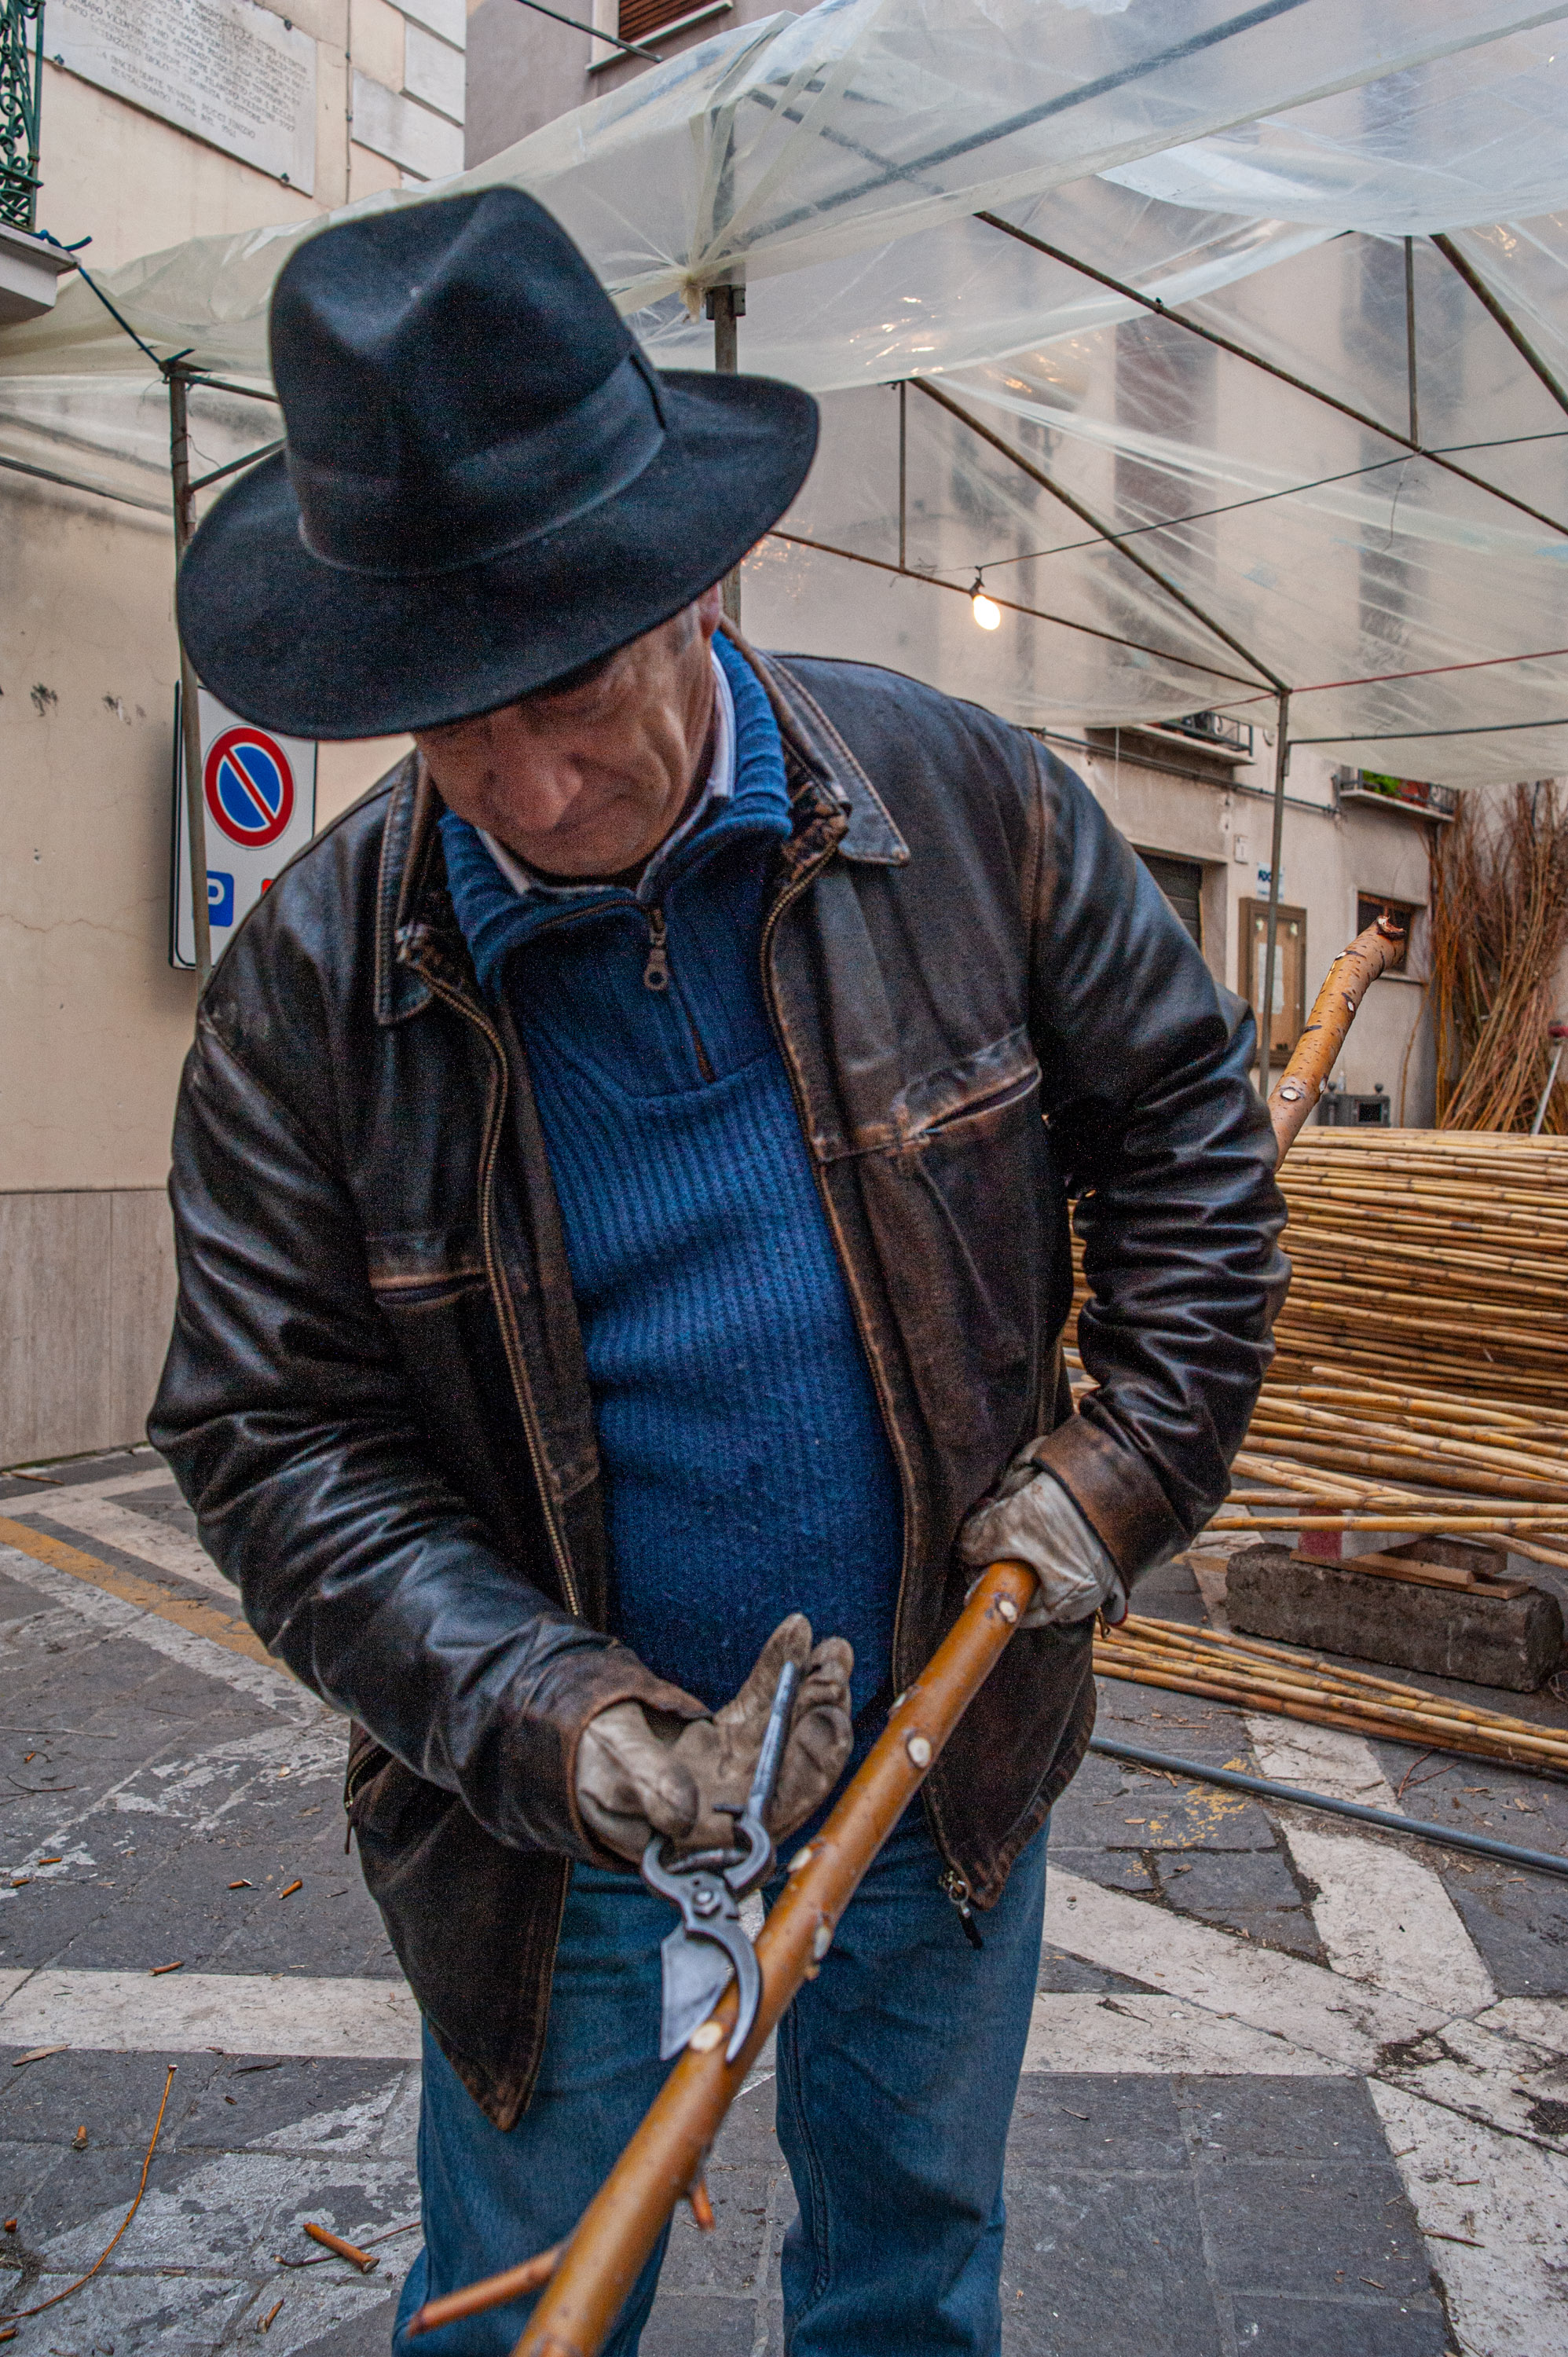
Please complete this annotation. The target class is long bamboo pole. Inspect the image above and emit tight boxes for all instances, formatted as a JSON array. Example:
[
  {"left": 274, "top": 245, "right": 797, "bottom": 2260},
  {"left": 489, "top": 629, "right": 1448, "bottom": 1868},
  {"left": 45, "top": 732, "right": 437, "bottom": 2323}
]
[
  {"left": 408, "top": 1562, "right": 1038, "bottom": 2353},
  {"left": 423, "top": 957, "right": 1561, "bottom": 2356},
  {"left": 1267, "top": 911, "right": 1405, "bottom": 1153}
]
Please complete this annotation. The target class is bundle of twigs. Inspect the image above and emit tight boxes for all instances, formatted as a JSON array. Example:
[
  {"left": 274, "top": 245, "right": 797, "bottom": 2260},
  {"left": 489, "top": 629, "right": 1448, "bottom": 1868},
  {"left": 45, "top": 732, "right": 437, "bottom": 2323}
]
[
  {"left": 1096, "top": 1616, "right": 1568, "bottom": 1775},
  {"left": 1426, "top": 779, "right": 1568, "bottom": 1134}
]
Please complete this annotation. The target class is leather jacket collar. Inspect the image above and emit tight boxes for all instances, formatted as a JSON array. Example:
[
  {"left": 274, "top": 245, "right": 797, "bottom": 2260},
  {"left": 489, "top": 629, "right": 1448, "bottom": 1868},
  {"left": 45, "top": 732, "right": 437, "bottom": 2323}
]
[{"left": 376, "top": 633, "right": 909, "bottom": 1030}]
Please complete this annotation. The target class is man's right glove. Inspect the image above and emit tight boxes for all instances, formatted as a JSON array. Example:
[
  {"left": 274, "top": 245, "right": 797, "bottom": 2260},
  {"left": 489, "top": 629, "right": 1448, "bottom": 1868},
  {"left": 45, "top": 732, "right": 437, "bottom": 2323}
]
[
  {"left": 958, "top": 1446, "right": 1127, "bottom": 1629},
  {"left": 576, "top": 1613, "right": 854, "bottom": 1864}
]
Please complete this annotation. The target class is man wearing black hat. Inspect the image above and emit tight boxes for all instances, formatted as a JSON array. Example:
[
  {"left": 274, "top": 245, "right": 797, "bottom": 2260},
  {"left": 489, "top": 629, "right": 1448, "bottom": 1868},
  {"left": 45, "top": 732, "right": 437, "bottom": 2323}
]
[{"left": 153, "top": 189, "right": 1286, "bottom": 2353}]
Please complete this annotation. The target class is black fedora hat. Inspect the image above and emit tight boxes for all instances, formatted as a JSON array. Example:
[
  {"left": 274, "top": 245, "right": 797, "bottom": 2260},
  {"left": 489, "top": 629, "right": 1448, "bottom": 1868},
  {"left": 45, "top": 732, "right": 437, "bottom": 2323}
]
[{"left": 177, "top": 188, "right": 819, "bottom": 741}]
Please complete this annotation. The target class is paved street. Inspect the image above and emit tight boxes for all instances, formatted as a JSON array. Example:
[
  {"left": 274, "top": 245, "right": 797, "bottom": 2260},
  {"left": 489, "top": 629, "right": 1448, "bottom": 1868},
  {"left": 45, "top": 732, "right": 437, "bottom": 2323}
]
[{"left": 0, "top": 1453, "right": 1562, "bottom": 2357}]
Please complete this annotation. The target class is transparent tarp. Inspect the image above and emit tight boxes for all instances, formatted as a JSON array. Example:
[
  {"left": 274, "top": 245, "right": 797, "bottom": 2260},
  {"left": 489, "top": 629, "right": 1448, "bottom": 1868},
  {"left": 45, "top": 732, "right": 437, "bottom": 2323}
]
[{"left": 2, "top": 0, "right": 1565, "bottom": 782}]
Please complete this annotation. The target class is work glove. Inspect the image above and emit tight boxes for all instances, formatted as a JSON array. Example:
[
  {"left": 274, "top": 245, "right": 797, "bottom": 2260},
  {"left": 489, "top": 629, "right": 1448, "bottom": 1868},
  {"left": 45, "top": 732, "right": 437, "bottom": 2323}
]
[
  {"left": 958, "top": 1446, "right": 1127, "bottom": 1629},
  {"left": 576, "top": 1614, "right": 855, "bottom": 1864}
]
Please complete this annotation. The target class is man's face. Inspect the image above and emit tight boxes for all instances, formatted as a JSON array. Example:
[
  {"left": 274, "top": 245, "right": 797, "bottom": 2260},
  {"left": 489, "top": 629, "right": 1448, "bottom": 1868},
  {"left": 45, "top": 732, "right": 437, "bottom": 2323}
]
[{"left": 414, "top": 585, "right": 724, "bottom": 879}]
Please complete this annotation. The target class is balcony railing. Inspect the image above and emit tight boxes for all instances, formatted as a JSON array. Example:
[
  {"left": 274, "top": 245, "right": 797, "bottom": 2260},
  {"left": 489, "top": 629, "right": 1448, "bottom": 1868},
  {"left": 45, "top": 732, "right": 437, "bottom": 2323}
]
[
  {"left": 1154, "top": 711, "right": 1255, "bottom": 759},
  {"left": 1334, "top": 768, "right": 1460, "bottom": 823},
  {"left": 1, "top": 0, "right": 44, "bottom": 232}
]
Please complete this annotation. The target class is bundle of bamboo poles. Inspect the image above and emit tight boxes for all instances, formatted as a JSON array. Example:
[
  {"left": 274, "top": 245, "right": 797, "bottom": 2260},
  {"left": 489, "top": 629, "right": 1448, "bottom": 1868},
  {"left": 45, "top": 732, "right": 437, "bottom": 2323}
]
[
  {"left": 1268, "top": 1127, "right": 1568, "bottom": 1406},
  {"left": 1214, "top": 1366, "right": 1568, "bottom": 1570},
  {"left": 1070, "top": 1127, "right": 1568, "bottom": 1539},
  {"left": 1096, "top": 1616, "right": 1568, "bottom": 1775}
]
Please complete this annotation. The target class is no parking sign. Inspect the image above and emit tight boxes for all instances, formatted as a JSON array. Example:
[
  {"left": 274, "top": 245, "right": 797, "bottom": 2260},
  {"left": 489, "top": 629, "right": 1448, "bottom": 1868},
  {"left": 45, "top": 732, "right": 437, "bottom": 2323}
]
[{"left": 170, "top": 687, "right": 317, "bottom": 970}]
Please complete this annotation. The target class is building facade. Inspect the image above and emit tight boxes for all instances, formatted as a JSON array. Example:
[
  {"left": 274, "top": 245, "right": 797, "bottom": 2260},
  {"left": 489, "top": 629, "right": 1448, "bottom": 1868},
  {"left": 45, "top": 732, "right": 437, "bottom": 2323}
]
[
  {"left": 0, "top": 0, "right": 464, "bottom": 1464},
  {"left": 0, "top": 0, "right": 1504, "bottom": 1467}
]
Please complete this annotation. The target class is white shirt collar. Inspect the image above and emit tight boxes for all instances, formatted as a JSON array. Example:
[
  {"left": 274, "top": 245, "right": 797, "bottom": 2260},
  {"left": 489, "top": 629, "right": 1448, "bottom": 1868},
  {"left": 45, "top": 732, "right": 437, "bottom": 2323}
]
[{"left": 479, "top": 647, "right": 736, "bottom": 907}]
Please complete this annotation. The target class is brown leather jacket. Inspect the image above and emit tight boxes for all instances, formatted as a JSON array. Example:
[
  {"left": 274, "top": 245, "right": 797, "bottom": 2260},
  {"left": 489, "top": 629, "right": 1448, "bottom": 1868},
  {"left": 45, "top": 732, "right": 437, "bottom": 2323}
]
[{"left": 150, "top": 640, "right": 1288, "bottom": 2126}]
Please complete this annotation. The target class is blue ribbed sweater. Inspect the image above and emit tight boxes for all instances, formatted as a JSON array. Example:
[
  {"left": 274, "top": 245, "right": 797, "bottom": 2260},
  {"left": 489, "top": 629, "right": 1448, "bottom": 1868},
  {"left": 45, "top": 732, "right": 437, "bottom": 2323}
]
[{"left": 439, "top": 637, "right": 903, "bottom": 1716}]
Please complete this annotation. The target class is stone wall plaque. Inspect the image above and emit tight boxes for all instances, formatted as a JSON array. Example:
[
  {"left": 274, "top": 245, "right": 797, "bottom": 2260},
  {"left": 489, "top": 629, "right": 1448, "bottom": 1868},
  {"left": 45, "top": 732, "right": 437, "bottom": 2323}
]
[{"left": 50, "top": 0, "right": 317, "bottom": 194}]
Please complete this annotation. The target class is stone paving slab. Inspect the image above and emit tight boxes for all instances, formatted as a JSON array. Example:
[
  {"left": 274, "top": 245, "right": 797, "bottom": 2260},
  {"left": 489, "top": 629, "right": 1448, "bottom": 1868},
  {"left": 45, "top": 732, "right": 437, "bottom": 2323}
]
[{"left": 2, "top": 1454, "right": 1566, "bottom": 2352}]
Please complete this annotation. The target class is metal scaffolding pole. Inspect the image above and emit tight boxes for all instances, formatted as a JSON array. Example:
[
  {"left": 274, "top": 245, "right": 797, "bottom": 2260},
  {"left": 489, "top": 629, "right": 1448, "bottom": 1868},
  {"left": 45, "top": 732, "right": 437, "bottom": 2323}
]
[
  {"left": 167, "top": 366, "right": 212, "bottom": 991},
  {"left": 1431, "top": 233, "right": 1568, "bottom": 421},
  {"left": 706, "top": 284, "right": 746, "bottom": 626},
  {"left": 1257, "top": 693, "right": 1291, "bottom": 1105},
  {"left": 912, "top": 377, "right": 1288, "bottom": 695}
]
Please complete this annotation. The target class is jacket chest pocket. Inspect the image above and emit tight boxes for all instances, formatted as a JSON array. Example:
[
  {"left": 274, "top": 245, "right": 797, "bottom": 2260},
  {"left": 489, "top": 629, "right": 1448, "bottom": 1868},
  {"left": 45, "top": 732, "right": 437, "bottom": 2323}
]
[
  {"left": 889, "top": 1026, "right": 1043, "bottom": 1156},
  {"left": 859, "top": 1032, "right": 1058, "bottom": 1464},
  {"left": 365, "top": 1228, "right": 489, "bottom": 1315}
]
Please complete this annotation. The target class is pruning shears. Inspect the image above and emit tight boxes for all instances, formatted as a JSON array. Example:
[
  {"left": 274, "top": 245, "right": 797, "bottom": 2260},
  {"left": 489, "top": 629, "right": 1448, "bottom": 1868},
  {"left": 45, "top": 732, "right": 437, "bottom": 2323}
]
[{"left": 640, "top": 1658, "right": 800, "bottom": 2063}]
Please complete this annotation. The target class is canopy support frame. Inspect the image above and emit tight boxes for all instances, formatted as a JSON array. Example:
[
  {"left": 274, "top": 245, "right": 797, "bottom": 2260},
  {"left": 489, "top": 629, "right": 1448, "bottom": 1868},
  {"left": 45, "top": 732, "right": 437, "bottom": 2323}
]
[
  {"left": 707, "top": 283, "right": 746, "bottom": 624},
  {"left": 973, "top": 212, "right": 1568, "bottom": 541},
  {"left": 768, "top": 525, "right": 1263, "bottom": 687},
  {"left": 1431, "top": 233, "right": 1568, "bottom": 421},
  {"left": 911, "top": 377, "right": 1288, "bottom": 695},
  {"left": 909, "top": 376, "right": 1292, "bottom": 1102},
  {"left": 168, "top": 365, "right": 211, "bottom": 992}
]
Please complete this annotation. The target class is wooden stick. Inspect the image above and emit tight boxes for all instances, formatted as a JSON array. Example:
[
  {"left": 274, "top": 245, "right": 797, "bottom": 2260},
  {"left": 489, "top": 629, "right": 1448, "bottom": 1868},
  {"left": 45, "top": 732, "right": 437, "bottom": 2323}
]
[
  {"left": 303, "top": 2223, "right": 379, "bottom": 2274},
  {"left": 504, "top": 1562, "right": 1039, "bottom": 2357},
  {"left": 408, "top": 2245, "right": 562, "bottom": 2334}
]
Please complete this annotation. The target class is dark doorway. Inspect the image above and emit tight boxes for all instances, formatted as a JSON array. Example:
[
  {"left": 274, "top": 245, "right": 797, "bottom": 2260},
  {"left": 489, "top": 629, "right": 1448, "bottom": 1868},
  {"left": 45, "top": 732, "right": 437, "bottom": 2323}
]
[{"left": 1138, "top": 851, "right": 1204, "bottom": 948}]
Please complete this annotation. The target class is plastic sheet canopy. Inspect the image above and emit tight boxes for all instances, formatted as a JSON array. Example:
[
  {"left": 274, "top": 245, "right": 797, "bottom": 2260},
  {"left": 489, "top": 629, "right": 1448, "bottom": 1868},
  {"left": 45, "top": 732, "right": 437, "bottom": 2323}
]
[{"left": 2, "top": 0, "right": 1566, "bottom": 781}]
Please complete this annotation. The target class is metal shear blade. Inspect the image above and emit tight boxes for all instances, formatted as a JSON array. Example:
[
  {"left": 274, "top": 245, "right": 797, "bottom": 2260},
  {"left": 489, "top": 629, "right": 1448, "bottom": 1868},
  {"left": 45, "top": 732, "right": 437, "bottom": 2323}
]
[{"left": 641, "top": 1657, "right": 800, "bottom": 2065}]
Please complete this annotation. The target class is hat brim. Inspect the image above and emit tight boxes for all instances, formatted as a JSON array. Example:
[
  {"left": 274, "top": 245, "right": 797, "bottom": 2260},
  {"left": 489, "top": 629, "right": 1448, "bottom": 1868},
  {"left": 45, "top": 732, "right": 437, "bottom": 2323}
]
[{"left": 176, "top": 372, "right": 819, "bottom": 741}]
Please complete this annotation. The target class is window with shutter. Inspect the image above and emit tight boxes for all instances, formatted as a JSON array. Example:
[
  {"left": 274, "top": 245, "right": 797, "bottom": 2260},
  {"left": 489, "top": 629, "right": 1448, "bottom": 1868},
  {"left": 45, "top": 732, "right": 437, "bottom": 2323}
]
[
  {"left": 1136, "top": 851, "right": 1204, "bottom": 949},
  {"left": 618, "top": 0, "right": 713, "bottom": 44}
]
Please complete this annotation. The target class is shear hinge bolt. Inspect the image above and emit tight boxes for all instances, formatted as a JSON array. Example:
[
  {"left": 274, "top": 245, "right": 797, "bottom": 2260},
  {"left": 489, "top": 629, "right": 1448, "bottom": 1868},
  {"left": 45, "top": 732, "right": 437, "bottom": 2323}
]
[
  {"left": 688, "top": 2020, "right": 724, "bottom": 2054},
  {"left": 996, "top": 1596, "right": 1018, "bottom": 1624},
  {"left": 907, "top": 1733, "right": 932, "bottom": 1768}
]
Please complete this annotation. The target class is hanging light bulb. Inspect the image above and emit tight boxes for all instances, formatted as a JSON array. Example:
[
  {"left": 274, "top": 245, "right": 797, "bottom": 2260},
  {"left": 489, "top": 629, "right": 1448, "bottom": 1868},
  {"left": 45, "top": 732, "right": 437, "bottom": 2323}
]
[{"left": 969, "top": 574, "right": 1002, "bottom": 630}]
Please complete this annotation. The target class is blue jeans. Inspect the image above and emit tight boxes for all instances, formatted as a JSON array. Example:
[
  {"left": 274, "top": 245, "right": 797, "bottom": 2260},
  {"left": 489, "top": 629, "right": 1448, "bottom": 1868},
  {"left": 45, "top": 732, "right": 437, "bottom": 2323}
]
[{"left": 393, "top": 1809, "right": 1048, "bottom": 2357}]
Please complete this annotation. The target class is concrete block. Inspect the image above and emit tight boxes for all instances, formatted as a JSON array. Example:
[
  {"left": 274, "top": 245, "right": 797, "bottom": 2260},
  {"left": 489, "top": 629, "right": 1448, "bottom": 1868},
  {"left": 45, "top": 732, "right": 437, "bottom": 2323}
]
[
  {"left": 397, "top": 0, "right": 466, "bottom": 49},
  {"left": 405, "top": 21, "right": 465, "bottom": 123},
  {"left": 350, "top": 69, "right": 464, "bottom": 178},
  {"left": 1226, "top": 1544, "right": 1565, "bottom": 1693}
]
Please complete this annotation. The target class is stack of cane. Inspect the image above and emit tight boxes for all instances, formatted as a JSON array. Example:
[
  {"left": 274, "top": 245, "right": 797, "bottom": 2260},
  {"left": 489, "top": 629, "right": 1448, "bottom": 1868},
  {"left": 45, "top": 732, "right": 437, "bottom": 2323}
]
[
  {"left": 1268, "top": 1128, "right": 1568, "bottom": 1406},
  {"left": 1092, "top": 1616, "right": 1568, "bottom": 1773},
  {"left": 1069, "top": 1128, "right": 1568, "bottom": 1557}
]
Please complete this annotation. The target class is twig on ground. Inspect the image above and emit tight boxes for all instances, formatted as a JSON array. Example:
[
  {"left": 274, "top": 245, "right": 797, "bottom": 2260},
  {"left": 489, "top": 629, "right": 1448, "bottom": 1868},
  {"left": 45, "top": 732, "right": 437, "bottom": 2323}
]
[{"left": 0, "top": 2064, "right": 175, "bottom": 2322}]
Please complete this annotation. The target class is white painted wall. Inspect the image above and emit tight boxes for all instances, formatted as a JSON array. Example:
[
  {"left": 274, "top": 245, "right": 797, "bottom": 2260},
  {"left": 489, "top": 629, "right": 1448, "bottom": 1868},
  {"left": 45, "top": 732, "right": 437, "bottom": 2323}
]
[{"left": 0, "top": 0, "right": 434, "bottom": 1459}]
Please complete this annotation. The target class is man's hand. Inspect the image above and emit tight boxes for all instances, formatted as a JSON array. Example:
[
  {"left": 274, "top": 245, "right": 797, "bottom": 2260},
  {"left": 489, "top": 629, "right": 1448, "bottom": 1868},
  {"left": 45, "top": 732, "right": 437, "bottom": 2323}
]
[
  {"left": 958, "top": 1449, "right": 1127, "bottom": 1629},
  {"left": 576, "top": 1614, "right": 854, "bottom": 1863}
]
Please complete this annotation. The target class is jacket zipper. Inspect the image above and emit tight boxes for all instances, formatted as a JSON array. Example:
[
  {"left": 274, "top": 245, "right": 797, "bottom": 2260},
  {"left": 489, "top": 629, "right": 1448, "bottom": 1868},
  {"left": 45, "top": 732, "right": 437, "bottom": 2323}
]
[
  {"left": 939, "top": 1866, "right": 985, "bottom": 1950},
  {"left": 757, "top": 852, "right": 924, "bottom": 1771},
  {"left": 413, "top": 965, "right": 583, "bottom": 1619},
  {"left": 644, "top": 905, "right": 716, "bottom": 1082}
]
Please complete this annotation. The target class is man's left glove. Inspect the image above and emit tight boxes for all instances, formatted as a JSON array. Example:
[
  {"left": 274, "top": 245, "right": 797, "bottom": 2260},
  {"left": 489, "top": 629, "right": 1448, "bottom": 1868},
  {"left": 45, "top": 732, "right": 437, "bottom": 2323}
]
[{"left": 958, "top": 1445, "right": 1127, "bottom": 1629}]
